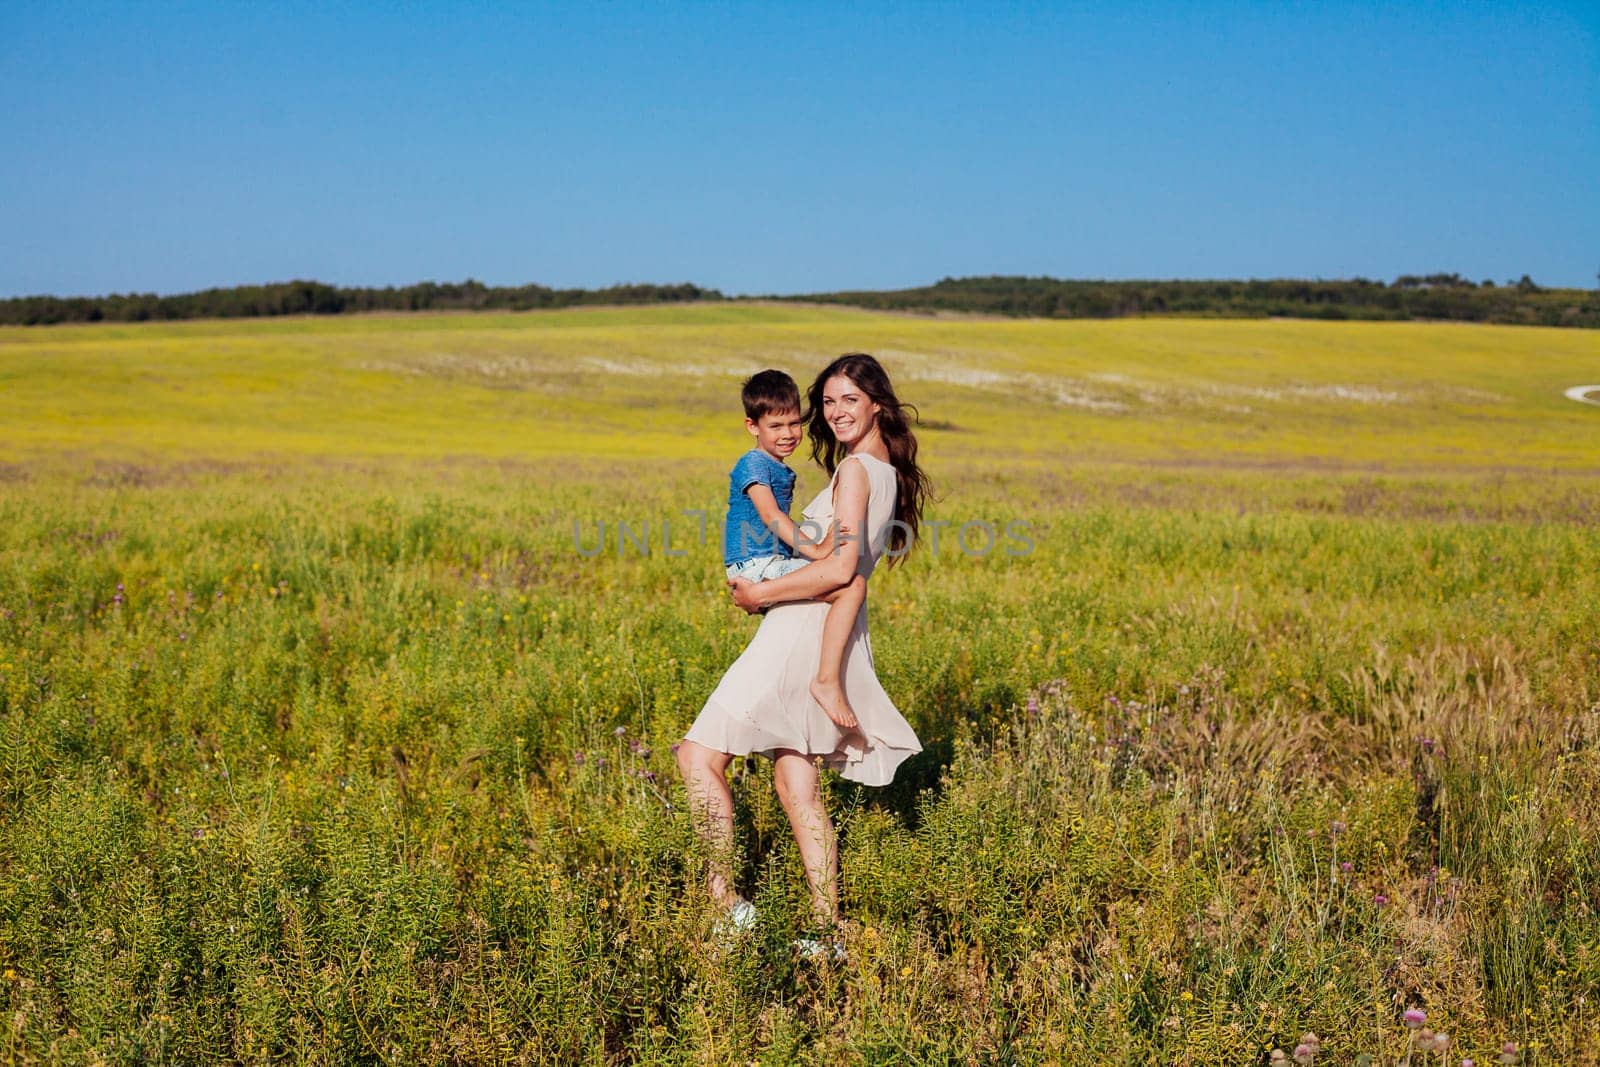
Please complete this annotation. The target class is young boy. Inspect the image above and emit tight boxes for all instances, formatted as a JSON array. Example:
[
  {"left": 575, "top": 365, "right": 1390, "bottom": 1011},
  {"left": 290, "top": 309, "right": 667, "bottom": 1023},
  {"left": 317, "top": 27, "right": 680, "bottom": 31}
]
[{"left": 723, "top": 369, "right": 867, "bottom": 732}]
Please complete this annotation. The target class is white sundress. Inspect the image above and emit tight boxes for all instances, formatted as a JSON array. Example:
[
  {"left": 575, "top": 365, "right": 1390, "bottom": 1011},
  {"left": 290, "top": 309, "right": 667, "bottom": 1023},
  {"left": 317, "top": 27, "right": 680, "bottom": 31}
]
[{"left": 684, "top": 452, "right": 922, "bottom": 786}]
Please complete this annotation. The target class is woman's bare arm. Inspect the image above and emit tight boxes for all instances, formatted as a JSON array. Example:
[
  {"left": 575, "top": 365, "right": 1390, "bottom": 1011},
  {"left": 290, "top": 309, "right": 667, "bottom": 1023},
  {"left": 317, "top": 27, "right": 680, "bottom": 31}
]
[
  {"left": 743, "top": 483, "right": 849, "bottom": 562},
  {"left": 730, "top": 459, "right": 870, "bottom": 611}
]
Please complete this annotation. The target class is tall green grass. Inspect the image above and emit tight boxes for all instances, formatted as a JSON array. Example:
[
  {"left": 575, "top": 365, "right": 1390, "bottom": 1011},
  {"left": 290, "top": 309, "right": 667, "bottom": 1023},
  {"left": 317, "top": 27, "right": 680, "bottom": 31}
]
[
  {"left": 2, "top": 462, "right": 1596, "bottom": 1063},
  {"left": 1, "top": 307, "right": 1598, "bottom": 1062}
]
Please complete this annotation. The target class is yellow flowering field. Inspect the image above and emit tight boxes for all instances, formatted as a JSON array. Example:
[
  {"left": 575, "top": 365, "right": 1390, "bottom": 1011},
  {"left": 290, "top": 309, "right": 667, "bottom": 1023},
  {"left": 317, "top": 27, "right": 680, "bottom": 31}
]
[{"left": 1, "top": 305, "right": 1596, "bottom": 1063}]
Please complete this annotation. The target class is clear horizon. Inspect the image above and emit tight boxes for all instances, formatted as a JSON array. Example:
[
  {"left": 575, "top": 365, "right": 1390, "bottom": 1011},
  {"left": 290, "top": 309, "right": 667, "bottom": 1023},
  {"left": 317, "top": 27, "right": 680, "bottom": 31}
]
[{"left": 4, "top": 2, "right": 1597, "bottom": 298}]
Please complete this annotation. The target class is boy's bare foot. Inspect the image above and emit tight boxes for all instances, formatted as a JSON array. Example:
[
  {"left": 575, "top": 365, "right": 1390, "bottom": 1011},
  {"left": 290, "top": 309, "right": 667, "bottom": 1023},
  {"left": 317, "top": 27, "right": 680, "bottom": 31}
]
[{"left": 809, "top": 677, "right": 859, "bottom": 730}]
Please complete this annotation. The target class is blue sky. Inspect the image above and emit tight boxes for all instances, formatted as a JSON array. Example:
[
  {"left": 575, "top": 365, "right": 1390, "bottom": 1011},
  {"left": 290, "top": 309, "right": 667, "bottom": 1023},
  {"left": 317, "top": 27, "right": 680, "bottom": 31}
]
[{"left": 3, "top": 2, "right": 1596, "bottom": 296}]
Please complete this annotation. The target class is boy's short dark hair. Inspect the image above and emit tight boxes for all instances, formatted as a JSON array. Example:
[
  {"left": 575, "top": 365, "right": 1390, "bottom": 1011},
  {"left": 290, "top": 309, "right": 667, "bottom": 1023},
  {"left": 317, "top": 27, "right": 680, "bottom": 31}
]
[{"left": 741, "top": 369, "right": 801, "bottom": 420}]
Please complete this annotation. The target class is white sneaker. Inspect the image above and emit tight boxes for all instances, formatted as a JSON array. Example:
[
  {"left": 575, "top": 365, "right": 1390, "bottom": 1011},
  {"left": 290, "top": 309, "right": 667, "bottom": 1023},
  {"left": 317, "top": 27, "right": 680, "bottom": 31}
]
[
  {"left": 726, "top": 899, "right": 758, "bottom": 932},
  {"left": 713, "top": 899, "right": 758, "bottom": 945},
  {"left": 792, "top": 936, "right": 847, "bottom": 962}
]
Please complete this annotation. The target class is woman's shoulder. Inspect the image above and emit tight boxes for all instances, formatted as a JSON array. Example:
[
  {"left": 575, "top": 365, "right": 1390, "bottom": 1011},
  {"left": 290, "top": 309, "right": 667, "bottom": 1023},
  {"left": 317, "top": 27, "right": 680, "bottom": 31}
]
[
  {"left": 833, "top": 454, "right": 877, "bottom": 486},
  {"left": 842, "top": 452, "right": 896, "bottom": 488},
  {"left": 840, "top": 451, "right": 892, "bottom": 472}
]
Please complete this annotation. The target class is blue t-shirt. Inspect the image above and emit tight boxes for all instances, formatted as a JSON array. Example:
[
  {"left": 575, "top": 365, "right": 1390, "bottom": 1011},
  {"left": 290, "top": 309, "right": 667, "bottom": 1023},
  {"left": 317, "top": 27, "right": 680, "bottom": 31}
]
[{"left": 723, "top": 448, "right": 797, "bottom": 565}]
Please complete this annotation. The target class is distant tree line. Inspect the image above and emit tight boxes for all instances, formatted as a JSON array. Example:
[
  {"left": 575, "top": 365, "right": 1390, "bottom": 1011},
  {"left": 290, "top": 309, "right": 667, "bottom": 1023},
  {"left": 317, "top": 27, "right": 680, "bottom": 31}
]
[
  {"left": 0, "top": 279, "right": 722, "bottom": 326},
  {"left": 7, "top": 273, "right": 1597, "bottom": 328},
  {"left": 784, "top": 275, "right": 1600, "bottom": 328}
]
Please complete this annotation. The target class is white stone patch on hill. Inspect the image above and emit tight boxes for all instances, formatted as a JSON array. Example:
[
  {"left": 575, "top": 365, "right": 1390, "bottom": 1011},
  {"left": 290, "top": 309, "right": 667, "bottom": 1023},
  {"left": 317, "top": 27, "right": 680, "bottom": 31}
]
[
  {"left": 1087, "top": 374, "right": 1410, "bottom": 410},
  {"left": 879, "top": 349, "right": 1130, "bottom": 411},
  {"left": 355, "top": 351, "right": 745, "bottom": 388},
  {"left": 1203, "top": 383, "right": 1404, "bottom": 404},
  {"left": 577, "top": 356, "right": 742, "bottom": 378}
]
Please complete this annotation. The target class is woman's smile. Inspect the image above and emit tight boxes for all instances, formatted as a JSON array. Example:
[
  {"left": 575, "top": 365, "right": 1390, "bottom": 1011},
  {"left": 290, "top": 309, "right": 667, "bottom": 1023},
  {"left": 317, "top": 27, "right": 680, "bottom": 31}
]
[{"left": 821, "top": 373, "right": 880, "bottom": 445}]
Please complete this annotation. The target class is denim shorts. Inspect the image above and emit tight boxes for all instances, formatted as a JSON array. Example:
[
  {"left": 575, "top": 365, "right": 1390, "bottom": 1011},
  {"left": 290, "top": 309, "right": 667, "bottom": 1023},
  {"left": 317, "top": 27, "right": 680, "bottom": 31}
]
[{"left": 725, "top": 555, "right": 812, "bottom": 582}]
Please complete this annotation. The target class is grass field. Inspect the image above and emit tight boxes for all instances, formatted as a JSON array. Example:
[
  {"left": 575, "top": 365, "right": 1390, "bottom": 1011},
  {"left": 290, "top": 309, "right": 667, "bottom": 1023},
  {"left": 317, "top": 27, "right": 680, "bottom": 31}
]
[{"left": 1, "top": 304, "right": 1598, "bottom": 1063}]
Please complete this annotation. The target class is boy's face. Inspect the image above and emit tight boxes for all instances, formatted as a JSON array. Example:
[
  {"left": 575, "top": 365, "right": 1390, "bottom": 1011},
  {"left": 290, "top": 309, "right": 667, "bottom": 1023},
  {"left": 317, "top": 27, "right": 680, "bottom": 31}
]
[{"left": 746, "top": 408, "right": 802, "bottom": 459}]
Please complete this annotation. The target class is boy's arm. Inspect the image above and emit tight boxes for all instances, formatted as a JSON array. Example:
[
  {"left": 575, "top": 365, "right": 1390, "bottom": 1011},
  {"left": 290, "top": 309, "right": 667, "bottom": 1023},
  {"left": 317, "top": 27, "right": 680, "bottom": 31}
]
[
  {"left": 730, "top": 461, "right": 870, "bottom": 610},
  {"left": 744, "top": 483, "right": 849, "bottom": 561}
]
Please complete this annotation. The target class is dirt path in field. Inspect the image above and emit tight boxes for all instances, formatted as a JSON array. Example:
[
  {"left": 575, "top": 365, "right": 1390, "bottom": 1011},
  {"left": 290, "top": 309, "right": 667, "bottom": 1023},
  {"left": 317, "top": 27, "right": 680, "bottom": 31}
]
[{"left": 1565, "top": 385, "right": 1600, "bottom": 406}]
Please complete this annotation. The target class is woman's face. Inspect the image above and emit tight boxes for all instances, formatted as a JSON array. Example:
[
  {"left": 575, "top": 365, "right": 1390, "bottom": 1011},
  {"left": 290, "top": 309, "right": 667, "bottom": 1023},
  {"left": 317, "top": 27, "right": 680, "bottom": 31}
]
[{"left": 821, "top": 373, "right": 881, "bottom": 447}]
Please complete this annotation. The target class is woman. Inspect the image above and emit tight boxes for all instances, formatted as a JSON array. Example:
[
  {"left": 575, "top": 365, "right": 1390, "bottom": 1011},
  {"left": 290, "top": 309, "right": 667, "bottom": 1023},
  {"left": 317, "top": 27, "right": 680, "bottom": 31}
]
[{"left": 676, "top": 353, "right": 932, "bottom": 949}]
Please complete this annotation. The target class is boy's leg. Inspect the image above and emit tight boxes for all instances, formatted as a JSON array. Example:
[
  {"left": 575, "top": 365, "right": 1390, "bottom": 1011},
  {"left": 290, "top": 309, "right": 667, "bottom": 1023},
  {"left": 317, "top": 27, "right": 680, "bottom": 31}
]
[
  {"left": 809, "top": 575, "right": 867, "bottom": 731},
  {"left": 727, "top": 558, "right": 769, "bottom": 582}
]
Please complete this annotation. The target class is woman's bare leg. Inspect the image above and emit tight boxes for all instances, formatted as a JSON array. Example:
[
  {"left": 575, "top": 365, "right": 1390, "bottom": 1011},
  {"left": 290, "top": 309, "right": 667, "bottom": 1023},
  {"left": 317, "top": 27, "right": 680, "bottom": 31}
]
[
  {"left": 772, "top": 749, "right": 841, "bottom": 928},
  {"left": 674, "top": 740, "right": 739, "bottom": 907},
  {"left": 809, "top": 574, "right": 867, "bottom": 731}
]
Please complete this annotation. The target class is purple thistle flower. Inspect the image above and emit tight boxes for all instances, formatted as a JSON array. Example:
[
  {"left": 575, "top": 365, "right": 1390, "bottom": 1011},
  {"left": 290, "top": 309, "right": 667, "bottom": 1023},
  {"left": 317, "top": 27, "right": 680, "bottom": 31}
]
[
  {"left": 594, "top": 757, "right": 607, "bottom": 770},
  {"left": 628, "top": 737, "right": 642, "bottom": 753},
  {"left": 639, "top": 747, "right": 652, "bottom": 759},
  {"left": 1293, "top": 1044, "right": 1314, "bottom": 1065},
  {"left": 1498, "top": 1042, "right": 1520, "bottom": 1065},
  {"left": 1330, "top": 820, "right": 1347, "bottom": 836},
  {"left": 1026, "top": 696, "right": 1040, "bottom": 718},
  {"left": 669, "top": 742, "right": 681, "bottom": 755},
  {"left": 640, "top": 770, "right": 656, "bottom": 781},
  {"left": 1374, "top": 893, "right": 1389, "bottom": 906},
  {"left": 613, "top": 725, "right": 626, "bottom": 738},
  {"left": 572, "top": 751, "right": 585, "bottom": 766},
  {"left": 1403, "top": 1008, "right": 1426, "bottom": 1029}
]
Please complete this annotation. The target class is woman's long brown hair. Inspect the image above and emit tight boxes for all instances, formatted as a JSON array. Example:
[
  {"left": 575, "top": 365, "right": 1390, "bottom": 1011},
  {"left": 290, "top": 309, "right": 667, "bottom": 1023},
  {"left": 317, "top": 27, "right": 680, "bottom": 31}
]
[{"left": 804, "top": 353, "right": 934, "bottom": 564}]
